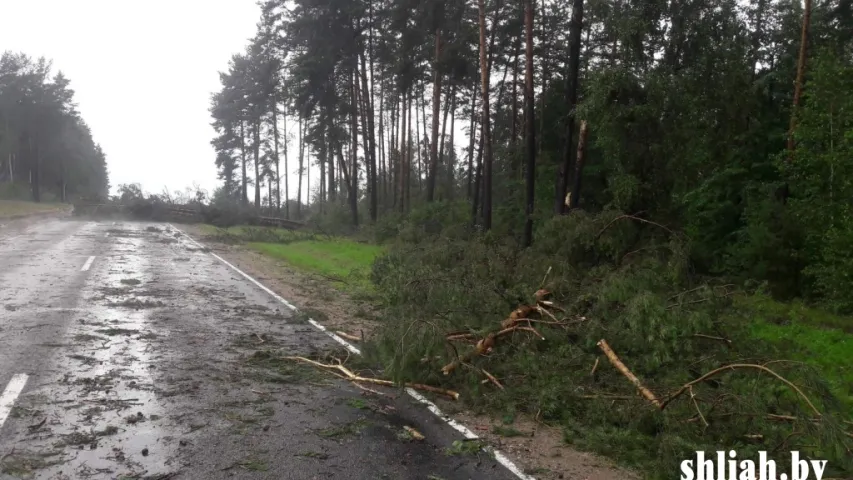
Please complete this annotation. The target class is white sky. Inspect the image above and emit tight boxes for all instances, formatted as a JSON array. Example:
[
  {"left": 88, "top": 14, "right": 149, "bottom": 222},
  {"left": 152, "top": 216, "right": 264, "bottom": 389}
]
[
  {"left": 0, "top": 0, "right": 472, "bottom": 205},
  {"left": 0, "top": 0, "right": 259, "bottom": 198}
]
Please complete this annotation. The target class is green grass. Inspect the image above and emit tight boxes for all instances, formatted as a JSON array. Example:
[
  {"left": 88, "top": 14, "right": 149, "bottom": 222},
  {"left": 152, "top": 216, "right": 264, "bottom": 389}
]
[
  {"left": 196, "top": 223, "right": 382, "bottom": 295},
  {"left": 0, "top": 200, "right": 67, "bottom": 218},
  {"left": 738, "top": 294, "right": 853, "bottom": 417},
  {"left": 249, "top": 239, "right": 381, "bottom": 294}
]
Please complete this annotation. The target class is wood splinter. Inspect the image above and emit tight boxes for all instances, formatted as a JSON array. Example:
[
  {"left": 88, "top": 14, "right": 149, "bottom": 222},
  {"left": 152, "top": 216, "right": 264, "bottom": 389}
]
[{"left": 596, "top": 339, "right": 661, "bottom": 408}]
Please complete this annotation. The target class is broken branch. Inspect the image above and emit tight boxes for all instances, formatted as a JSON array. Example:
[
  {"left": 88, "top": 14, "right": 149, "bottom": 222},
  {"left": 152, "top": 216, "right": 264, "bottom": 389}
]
[
  {"left": 284, "top": 356, "right": 460, "bottom": 400},
  {"left": 597, "top": 339, "right": 661, "bottom": 408},
  {"left": 662, "top": 364, "right": 821, "bottom": 417}
]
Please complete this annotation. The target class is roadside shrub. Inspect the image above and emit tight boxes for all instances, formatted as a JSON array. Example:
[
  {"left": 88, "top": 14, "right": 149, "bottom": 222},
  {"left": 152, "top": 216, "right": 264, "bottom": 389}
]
[{"left": 366, "top": 208, "right": 852, "bottom": 479}]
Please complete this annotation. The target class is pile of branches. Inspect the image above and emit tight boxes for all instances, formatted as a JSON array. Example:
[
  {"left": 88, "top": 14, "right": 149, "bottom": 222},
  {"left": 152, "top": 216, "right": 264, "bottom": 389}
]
[{"left": 436, "top": 283, "right": 851, "bottom": 453}]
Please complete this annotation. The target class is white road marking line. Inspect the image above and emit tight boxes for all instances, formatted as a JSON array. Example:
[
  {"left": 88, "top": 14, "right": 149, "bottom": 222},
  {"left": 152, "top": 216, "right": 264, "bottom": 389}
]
[
  {"left": 169, "top": 224, "right": 537, "bottom": 480},
  {"left": 0, "top": 374, "right": 29, "bottom": 430},
  {"left": 81, "top": 255, "right": 96, "bottom": 272}
]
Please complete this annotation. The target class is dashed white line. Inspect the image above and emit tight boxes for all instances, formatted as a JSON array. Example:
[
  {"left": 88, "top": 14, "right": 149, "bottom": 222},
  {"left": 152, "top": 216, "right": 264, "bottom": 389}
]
[
  {"left": 168, "top": 224, "right": 537, "bottom": 480},
  {"left": 81, "top": 255, "right": 96, "bottom": 272},
  {"left": 0, "top": 374, "right": 29, "bottom": 430}
]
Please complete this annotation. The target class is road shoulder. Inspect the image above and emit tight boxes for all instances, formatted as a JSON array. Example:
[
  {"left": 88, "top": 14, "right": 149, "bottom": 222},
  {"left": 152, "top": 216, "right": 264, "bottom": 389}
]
[{"left": 179, "top": 223, "right": 636, "bottom": 480}]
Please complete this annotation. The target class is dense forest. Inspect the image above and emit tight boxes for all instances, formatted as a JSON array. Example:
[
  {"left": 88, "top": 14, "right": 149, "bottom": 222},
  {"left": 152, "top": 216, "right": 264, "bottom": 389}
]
[
  {"left": 210, "top": 0, "right": 853, "bottom": 477},
  {"left": 0, "top": 52, "right": 110, "bottom": 202},
  {"left": 211, "top": 0, "right": 852, "bottom": 311}
]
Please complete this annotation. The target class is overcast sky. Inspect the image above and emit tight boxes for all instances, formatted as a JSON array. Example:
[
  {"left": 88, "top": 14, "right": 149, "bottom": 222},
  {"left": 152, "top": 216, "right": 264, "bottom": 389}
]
[
  {"left": 1, "top": 0, "right": 472, "bottom": 205},
  {"left": 0, "top": 0, "right": 260, "bottom": 198}
]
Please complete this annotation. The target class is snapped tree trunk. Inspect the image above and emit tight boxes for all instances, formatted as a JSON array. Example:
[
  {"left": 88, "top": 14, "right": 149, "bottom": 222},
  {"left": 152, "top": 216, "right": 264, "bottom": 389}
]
[
  {"left": 554, "top": 0, "right": 585, "bottom": 214},
  {"left": 567, "top": 120, "right": 588, "bottom": 209},
  {"left": 522, "top": 0, "right": 536, "bottom": 247},
  {"left": 787, "top": 0, "right": 812, "bottom": 156}
]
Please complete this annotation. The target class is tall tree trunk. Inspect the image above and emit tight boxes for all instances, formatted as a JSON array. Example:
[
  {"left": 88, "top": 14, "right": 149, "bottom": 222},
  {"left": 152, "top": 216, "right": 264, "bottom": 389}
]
[
  {"left": 472, "top": 128, "right": 484, "bottom": 224},
  {"left": 420, "top": 81, "right": 428, "bottom": 191},
  {"left": 467, "top": 87, "right": 477, "bottom": 200},
  {"left": 427, "top": 29, "right": 442, "bottom": 202},
  {"left": 240, "top": 119, "right": 247, "bottom": 205},
  {"left": 437, "top": 82, "right": 454, "bottom": 200},
  {"left": 477, "top": 0, "right": 495, "bottom": 230},
  {"left": 253, "top": 120, "right": 261, "bottom": 209},
  {"left": 319, "top": 121, "right": 326, "bottom": 211},
  {"left": 523, "top": 0, "right": 536, "bottom": 247},
  {"left": 307, "top": 119, "right": 311, "bottom": 209},
  {"left": 297, "top": 116, "right": 304, "bottom": 219},
  {"left": 30, "top": 135, "right": 41, "bottom": 203},
  {"left": 537, "top": 0, "right": 549, "bottom": 155},
  {"left": 554, "top": 0, "right": 585, "bottom": 214},
  {"left": 787, "top": 0, "right": 812, "bottom": 156},
  {"left": 567, "top": 120, "right": 588, "bottom": 209},
  {"left": 511, "top": 1, "right": 522, "bottom": 146},
  {"left": 283, "top": 103, "right": 290, "bottom": 219},
  {"left": 326, "top": 112, "right": 336, "bottom": 202},
  {"left": 359, "top": 51, "right": 378, "bottom": 222},
  {"left": 398, "top": 92, "right": 405, "bottom": 212},
  {"left": 447, "top": 90, "right": 457, "bottom": 199},
  {"left": 350, "top": 66, "right": 359, "bottom": 226},
  {"left": 406, "top": 92, "right": 412, "bottom": 210},
  {"left": 378, "top": 80, "right": 386, "bottom": 205},
  {"left": 416, "top": 89, "right": 423, "bottom": 193},
  {"left": 273, "top": 103, "right": 282, "bottom": 213}
]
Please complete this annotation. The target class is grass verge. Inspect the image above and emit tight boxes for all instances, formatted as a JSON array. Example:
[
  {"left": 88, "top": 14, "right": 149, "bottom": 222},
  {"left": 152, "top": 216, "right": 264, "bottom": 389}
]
[
  {"left": 0, "top": 200, "right": 67, "bottom": 219},
  {"left": 737, "top": 295, "right": 853, "bottom": 414},
  {"left": 196, "top": 224, "right": 382, "bottom": 296}
]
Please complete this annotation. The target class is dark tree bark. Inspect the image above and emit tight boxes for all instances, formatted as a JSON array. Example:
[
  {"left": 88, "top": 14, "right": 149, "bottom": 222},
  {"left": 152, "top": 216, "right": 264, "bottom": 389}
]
[
  {"left": 437, "top": 81, "right": 453, "bottom": 199},
  {"left": 350, "top": 66, "right": 359, "bottom": 226},
  {"left": 358, "top": 50, "right": 378, "bottom": 222},
  {"left": 297, "top": 116, "right": 304, "bottom": 219},
  {"left": 554, "top": 0, "right": 585, "bottom": 214},
  {"left": 446, "top": 89, "right": 457, "bottom": 199},
  {"left": 272, "top": 103, "right": 282, "bottom": 213},
  {"left": 326, "top": 108, "right": 336, "bottom": 202},
  {"left": 467, "top": 86, "right": 477, "bottom": 200},
  {"left": 406, "top": 92, "right": 412, "bottom": 210},
  {"left": 282, "top": 102, "right": 290, "bottom": 219},
  {"left": 252, "top": 119, "right": 261, "bottom": 209},
  {"left": 427, "top": 28, "right": 442, "bottom": 202},
  {"left": 522, "top": 0, "right": 536, "bottom": 247},
  {"left": 398, "top": 91, "right": 406, "bottom": 212},
  {"left": 511, "top": 0, "right": 522, "bottom": 146},
  {"left": 567, "top": 120, "right": 588, "bottom": 209},
  {"left": 477, "top": 0, "right": 495, "bottom": 230},
  {"left": 240, "top": 120, "right": 247, "bottom": 205}
]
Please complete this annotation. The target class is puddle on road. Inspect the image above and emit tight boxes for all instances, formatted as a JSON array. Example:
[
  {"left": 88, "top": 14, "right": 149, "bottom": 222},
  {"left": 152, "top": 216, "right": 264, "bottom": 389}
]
[{"left": 11, "top": 232, "right": 179, "bottom": 479}]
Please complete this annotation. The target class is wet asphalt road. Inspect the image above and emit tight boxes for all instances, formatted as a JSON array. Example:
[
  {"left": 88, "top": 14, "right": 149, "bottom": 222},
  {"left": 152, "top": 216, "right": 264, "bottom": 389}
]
[{"left": 0, "top": 219, "right": 522, "bottom": 480}]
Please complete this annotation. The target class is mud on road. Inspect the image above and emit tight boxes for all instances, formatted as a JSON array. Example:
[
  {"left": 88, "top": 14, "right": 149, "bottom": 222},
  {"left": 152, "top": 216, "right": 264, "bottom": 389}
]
[{"left": 0, "top": 220, "right": 522, "bottom": 480}]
